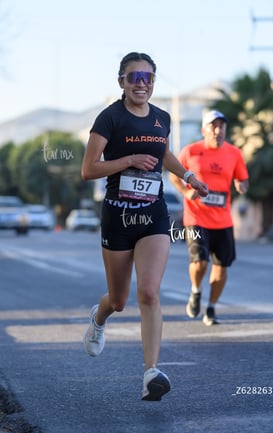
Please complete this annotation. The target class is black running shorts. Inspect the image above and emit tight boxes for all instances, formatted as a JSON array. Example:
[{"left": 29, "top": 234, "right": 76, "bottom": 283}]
[
  {"left": 101, "top": 197, "right": 170, "bottom": 251},
  {"left": 185, "top": 225, "right": 236, "bottom": 266}
]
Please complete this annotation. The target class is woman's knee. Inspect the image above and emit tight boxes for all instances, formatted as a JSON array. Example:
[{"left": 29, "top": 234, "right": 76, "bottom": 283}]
[
  {"left": 108, "top": 295, "right": 127, "bottom": 312},
  {"left": 114, "top": 304, "right": 125, "bottom": 312},
  {"left": 138, "top": 288, "right": 160, "bottom": 307}
]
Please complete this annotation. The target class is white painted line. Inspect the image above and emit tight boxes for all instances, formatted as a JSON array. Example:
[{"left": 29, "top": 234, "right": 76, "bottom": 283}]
[
  {"left": 106, "top": 327, "right": 140, "bottom": 337},
  {"left": 190, "top": 328, "right": 273, "bottom": 339},
  {"left": 161, "top": 288, "right": 273, "bottom": 315},
  {"left": 6, "top": 323, "right": 141, "bottom": 343},
  {"left": 158, "top": 361, "right": 197, "bottom": 366}
]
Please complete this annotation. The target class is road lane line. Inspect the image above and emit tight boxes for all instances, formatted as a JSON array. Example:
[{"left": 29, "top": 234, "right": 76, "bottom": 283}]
[{"left": 3, "top": 249, "right": 83, "bottom": 278}]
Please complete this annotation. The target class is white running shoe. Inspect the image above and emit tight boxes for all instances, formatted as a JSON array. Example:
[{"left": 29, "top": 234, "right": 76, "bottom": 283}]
[
  {"left": 83, "top": 305, "right": 105, "bottom": 357},
  {"left": 142, "top": 367, "right": 171, "bottom": 401}
]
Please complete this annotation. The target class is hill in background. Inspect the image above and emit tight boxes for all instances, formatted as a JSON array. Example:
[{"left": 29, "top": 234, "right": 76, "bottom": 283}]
[{"left": 0, "top": 105, "right": 104, "bottom": 146}]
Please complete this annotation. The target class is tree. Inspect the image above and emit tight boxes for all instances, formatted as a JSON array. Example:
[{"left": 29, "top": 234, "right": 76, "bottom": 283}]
[
  {"left": 8, "top": 131, "right": 86, "bottom": 222},
  {"left": 212, "top": 68, "right": 273, "bottom": 233},
  {"left": 0, "top": 141, "right": 16, "bottom": 194}
]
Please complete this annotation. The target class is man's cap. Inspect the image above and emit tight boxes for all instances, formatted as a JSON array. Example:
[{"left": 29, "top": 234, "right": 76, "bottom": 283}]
[{"left": 202, "top": 110, "right": 227, "bottom": 127}]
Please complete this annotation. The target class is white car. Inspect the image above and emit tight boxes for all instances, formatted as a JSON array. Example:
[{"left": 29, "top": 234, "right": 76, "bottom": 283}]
[
  {"left": 0, "top": 195, "right": 29, "bottom": 235},
  {"left": 65, "top": 209, "right": 100, "bottom": 232},
  {"left": 26, "top": 205, "right": 56, "bottom": 230}
]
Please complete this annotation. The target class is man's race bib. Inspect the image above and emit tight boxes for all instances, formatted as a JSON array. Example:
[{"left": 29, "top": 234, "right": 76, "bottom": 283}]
[
  {"left": 119, "top": 169, "right": 161, "bottom": 202},
  {"left": 200, "top": 190, "right": 227, "bottom": 207}
]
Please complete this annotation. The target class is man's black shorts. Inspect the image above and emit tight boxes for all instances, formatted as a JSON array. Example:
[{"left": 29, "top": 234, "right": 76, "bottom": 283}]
[
  {"left": 185, "top": 225, "right": 236, "bottom": 266},
  {"left": 101, "top": 197, "right": 170, "bottom": 251}
]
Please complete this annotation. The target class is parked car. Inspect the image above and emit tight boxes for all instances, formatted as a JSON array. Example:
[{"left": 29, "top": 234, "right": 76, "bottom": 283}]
[
  {"left": 0, "top": 195, "right": 29, "bottom": 235},
  {"left": 164, "top": 190, "right": 184, "bottom": 227},
  {"left": 26, "top": 204, "right": 56, "bottom": 230},
  {"left": 65, "top": 209, "right": 100, "bottom": 232}
]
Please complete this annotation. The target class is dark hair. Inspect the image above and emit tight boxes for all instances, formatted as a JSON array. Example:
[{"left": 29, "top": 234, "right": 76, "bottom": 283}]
[
  {"left": 118, "top": 52, "right": 157, "bottom": 100},
  {"left": 118, "top": 52, "right": 157, "bottom": 76}
]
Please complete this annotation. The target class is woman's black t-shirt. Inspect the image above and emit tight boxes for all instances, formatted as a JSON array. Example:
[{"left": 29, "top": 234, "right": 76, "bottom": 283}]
[{"left": 90, "top": 99, "right": 171, "bottom": 200}]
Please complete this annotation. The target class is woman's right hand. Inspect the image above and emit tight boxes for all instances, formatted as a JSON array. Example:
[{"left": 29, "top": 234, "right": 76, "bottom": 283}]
[{"left": 129, "top": 154, "right": 159, "bottom": 171}]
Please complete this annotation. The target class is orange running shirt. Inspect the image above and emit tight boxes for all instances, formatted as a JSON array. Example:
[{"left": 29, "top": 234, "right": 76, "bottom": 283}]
[{"left": 179, "top": 140, "right": 249, "bottom": 229}]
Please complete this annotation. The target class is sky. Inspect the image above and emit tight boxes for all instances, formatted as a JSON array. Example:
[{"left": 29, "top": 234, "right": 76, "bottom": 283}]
[{"left": 0, "top": 0, "right": 273, "bottom": 124}]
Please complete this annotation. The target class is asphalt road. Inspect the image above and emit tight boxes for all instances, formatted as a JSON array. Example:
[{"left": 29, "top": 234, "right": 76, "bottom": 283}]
[{"left": 0, "top": 230, "right": 273, "bottom": 433}]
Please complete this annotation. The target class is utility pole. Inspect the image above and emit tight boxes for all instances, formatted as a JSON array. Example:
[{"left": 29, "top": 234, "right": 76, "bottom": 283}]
[
  {"left": 171, "top": 93, "right": 181, "bottom": 156},
  {"left": 250, "top": 12, "right": 273, "bottom": 51}
]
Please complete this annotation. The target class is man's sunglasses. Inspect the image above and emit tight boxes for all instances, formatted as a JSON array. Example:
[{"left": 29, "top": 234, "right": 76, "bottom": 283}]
[{"left": 120, "top": 71, "right": 156, "bottom": 85}]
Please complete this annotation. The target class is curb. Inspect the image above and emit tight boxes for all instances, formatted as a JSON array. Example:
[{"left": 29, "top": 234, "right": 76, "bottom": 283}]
[{"left": 0, "top": 372, "right": 41, "bottom": 433}]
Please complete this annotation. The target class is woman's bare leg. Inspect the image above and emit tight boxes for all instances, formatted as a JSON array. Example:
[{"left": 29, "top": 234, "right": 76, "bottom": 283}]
[
  {"left": 95, "top": 248, "right": 134, "bottom": 325},
  {"left": 134, "top": 234, "right": 170, "bottom": 369}
]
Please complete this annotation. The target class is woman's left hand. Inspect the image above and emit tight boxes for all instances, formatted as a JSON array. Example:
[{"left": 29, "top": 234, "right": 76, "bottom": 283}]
[{"left": 189, "top": 176, "right": 209, "bottom": 197}]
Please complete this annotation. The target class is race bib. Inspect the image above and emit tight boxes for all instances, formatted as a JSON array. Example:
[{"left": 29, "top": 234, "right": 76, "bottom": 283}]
[
  {"left": 200, "top": 190, "right": 227, "bottom": 207},
  {"left": 119, "top": 169, "right": 161, "bottom": 202}
]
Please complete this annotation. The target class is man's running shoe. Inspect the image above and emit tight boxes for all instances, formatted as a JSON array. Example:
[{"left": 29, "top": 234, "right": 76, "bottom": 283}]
[
  {"left": 186, "top": 292, "right": 201, "bottom": 318},
  {"left": 202, "top": 306, "right": 219, "bottom": 326},
  {"left": 83, "top": 305, "right": 105, "bottom": 356},
  {"left": 141, "top": 367, "right": 171, "bottom": 401}
]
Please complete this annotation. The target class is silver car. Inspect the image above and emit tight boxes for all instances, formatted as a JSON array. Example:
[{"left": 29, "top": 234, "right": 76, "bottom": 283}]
[
  {"left": 65, "top": 209, "right": 100, "bottom": 232},
  {"left": 26, "top": 204, "right": 56, "bottom": 231}
]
